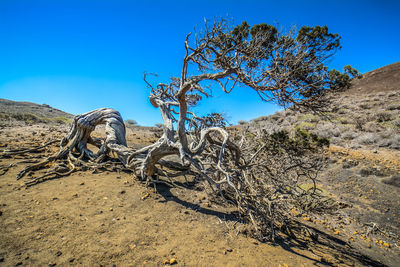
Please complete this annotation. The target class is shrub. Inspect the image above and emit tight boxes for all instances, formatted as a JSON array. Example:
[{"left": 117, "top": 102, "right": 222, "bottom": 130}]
[
  {"left": 295, "top": 122, "right": 315, "bottom": 131},
  {"left": 376, "top": 111, "right": 393, "bottom": 122},
  {"left": 125, "top": 119, "right": 138, "bottom": 126},
  {"left": 354, "top": 133, "right": 379, "bottom": 145},
  {"left": 314, "top": 122, "right": 341, "bottom": 138},
  {"left": 341, "top": 131, "right": 359, "bottom": 140},
  {"left": 338, "top": 116, "right": 351, "bottom": 124},
  {"left": 392, "top": 119, "right": 400, "bottom": 128},
  {"left": 299, "top": 114, "right": 320, "bottom": 123},
  {"left": 364, "top": 121, "right": 381, "bottom": 132},
  {"left": 359, "top": 103, "right": 371, "bottom": 109},
  {"left": 388, "top": 103, "right": 400, "bottom": 110},
  {"left": 251, "top": 115, "right": 270, "bottom": 123},
  {"left": 378, "top": 136, "right": 400, "bottom": 149}
]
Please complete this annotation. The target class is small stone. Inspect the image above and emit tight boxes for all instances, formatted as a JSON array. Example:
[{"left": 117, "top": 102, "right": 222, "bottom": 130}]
[
  {"left": 68, "top": 258, "right": 75, "bottom": 263},
  {"left": 109, "top": 208, "right": 113, "bottom": 211},
  {"left": 56, "top": 251, "right": 62, "bottom": 256},
  {"left": 120, "top": 190, "right": 126, "bottom": 194},
  {"left": 15, "top": 262, "right": 23, "bottom": 266},
  {"left": 72, "top": 194, "right": 78, "bottom": 198},
  {"left": 164, "top": 258, "right": 177, "bottom": 265},
  {"left": 80, "top": 182, "right": 85, "bottom": 185},
  {"left": 48, "top": 264, "right": 56, "bottom": 267},
  {"left": 333, "top": 230, "right": 340, "bottom": 235}
]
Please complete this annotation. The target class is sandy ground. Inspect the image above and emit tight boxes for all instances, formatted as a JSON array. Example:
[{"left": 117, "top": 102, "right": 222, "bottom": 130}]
[{"left": 0, "top": 124, "right": 399, "bottom": 266}]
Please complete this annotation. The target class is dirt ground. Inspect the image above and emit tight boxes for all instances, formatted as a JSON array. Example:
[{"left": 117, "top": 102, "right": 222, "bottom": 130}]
[{"left": 0, "top": 124, "right": 399, "bottom": 266}]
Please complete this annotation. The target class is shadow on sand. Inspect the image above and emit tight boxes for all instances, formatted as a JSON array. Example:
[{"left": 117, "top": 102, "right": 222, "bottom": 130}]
[{"left": 154, "top": 181, "right": 388, "bottom": 267}]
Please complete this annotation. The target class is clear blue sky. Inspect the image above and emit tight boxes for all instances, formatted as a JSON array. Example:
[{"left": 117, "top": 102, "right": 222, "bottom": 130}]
[{"left": 1, "top": 0, "right": 399, "bottom": 126}]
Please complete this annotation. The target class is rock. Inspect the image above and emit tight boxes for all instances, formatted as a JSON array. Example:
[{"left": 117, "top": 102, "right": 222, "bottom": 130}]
[
  {"left": 164, "top": 258, "right": 177, "bottom": 265},
  {"left": 56, "top": 251, "right": 62, "bottom": 257},
  {"left": 141, "top": 193, "right": 150, "bottom": 200}
]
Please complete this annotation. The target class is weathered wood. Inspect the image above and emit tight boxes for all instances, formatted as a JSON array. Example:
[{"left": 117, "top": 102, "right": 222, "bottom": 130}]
[{"left": 17, "top": 108, "right": 134, "bottom": 180}]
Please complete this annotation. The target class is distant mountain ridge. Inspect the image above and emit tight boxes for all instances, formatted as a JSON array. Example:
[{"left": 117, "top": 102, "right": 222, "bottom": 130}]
[
  {"left": 347, "top": 61, "right": 400, "bottom": 94},
  {"left": 0, "top": 98, "right": 74, "bottom": 125}
]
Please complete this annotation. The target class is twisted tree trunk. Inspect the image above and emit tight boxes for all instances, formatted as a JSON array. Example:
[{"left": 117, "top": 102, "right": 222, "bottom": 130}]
[{"left": 17, "top": 108, "right": 133, "bottom": 180}]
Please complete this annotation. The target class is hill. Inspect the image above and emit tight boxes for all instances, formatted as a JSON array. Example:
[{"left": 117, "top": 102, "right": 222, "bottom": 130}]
[
  {"left": 0, "top": 98, "right": 74, "bottom": 126},
  {"left": 347, "top": 61, "right": 400, "bottom": 95}
]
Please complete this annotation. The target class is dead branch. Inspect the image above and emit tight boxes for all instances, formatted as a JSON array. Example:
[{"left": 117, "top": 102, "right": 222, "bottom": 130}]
[{"left": 0, "top": 140, "right": 59, "bottom": 157}]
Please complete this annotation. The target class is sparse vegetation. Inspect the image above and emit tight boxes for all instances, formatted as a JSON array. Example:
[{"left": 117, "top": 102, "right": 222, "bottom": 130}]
[
  {"left": 250, "top": 89, "right": 400, "bottom": 150},
  {"left": 125, "top": 119, "right": 139, "bottom": 128}
]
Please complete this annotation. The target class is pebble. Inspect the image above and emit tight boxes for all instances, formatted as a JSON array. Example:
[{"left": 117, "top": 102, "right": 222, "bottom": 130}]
[
  {"left": 56, "top": 251, "right": 62, "bottom": 257},
  {"left": 163, "top": 258, "right": 177, "bottom": 265}
]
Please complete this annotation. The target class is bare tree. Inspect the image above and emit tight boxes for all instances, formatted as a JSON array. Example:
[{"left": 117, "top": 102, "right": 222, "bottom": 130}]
[{"left": 16, "top": 19, "right": 357, "bottom": 240}]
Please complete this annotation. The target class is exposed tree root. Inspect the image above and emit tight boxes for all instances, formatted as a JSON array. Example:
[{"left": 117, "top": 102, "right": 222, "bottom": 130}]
[{"left": 0, "top": 140, "right": 59, "bottom": 158}]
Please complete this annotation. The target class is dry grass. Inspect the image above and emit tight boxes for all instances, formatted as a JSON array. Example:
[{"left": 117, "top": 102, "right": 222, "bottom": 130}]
[{"left": 248, "top": 90, "right": 400, "bottom": 150}]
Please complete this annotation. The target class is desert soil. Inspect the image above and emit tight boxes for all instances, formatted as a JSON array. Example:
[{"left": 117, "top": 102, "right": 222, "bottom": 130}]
[{"left": 0, "top": 124, "right": 399, "bottom": 266}]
